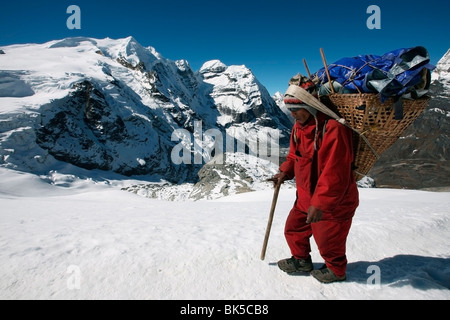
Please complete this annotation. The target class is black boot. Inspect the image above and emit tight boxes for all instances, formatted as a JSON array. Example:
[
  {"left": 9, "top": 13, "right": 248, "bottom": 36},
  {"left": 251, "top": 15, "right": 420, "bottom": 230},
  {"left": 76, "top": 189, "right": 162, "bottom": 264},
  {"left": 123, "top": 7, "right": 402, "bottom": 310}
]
[
  {"left": 278, "top": 256, "right": 313, "bottom": 274},
  {"left": 311, "top": 265, "right": 346, "bottom": 283}
]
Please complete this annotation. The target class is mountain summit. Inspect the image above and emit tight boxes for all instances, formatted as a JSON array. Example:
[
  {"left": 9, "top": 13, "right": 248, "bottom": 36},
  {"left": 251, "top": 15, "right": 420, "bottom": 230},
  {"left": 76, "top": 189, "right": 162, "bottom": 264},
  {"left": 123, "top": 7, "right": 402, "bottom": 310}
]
[{"left": 0, "top": 37, "right": 292, "bottom": 184}]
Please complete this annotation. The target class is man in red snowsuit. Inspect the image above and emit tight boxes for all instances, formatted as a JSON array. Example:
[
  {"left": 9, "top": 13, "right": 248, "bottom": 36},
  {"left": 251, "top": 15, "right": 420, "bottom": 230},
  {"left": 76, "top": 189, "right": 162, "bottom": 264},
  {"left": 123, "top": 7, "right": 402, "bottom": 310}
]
[{"left": 273, "top": 83, "right": 359, "bottom": 283}]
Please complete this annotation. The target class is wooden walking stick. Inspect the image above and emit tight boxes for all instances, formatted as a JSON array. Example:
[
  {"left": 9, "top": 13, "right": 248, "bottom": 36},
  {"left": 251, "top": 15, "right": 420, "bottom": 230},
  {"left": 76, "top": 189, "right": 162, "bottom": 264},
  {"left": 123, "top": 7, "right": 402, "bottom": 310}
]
[{"left": 261, "top": 180, "right": 281, "bottom": 261}]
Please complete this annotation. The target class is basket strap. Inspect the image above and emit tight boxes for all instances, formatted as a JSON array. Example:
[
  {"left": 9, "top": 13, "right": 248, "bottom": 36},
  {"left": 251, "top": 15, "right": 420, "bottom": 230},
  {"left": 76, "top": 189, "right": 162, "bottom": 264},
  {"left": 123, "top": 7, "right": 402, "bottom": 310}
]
[
  {"left": 285, "top": 84, "right": 380, "bottom": 161},
  {"left": 285, "top": 85, "right": 345, "bottom": 124}
]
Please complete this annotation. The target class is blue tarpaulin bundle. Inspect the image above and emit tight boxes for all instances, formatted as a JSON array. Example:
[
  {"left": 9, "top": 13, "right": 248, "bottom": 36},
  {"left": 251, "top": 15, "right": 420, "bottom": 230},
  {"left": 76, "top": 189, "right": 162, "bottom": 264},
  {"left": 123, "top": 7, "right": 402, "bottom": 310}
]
[{"left": 315, "top": 46, "right": 435, "bottom": 102}]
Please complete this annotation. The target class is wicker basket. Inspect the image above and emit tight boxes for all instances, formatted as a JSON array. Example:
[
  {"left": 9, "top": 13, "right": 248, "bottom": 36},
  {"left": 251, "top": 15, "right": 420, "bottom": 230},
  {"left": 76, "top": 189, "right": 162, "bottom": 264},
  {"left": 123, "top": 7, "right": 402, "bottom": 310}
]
[{"left": 325, "top": 94, "right": 430, "bottom": 181}]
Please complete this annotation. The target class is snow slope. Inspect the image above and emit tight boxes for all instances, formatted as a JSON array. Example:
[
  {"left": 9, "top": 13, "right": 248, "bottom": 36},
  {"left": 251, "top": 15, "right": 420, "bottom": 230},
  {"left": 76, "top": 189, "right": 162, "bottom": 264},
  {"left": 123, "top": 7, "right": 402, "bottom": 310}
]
[{"left": 0, "top": 167, "right": 448, "bottom": 300}]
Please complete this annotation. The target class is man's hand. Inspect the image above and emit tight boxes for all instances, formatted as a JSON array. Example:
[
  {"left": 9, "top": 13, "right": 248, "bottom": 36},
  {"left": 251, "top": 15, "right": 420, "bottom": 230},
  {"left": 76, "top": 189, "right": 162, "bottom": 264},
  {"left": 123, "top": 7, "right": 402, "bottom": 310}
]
[
  {"left": 307, "top": 206, "right": 323, "bottom": 224},
  {"left": 271, "top": 172, "right": 288, "bottom": 187}
]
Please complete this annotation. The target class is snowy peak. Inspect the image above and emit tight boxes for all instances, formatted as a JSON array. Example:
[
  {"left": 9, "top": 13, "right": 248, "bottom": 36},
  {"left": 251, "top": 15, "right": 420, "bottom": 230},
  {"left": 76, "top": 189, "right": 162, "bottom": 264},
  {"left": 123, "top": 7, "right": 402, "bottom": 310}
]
[
  {"left": 104, "top": 36, "right": 162, "bottom": 68},
  {"left": 200, "top": 59, "right": 255, "bottom": 84},
  {"left": 48, "top": 37, "right": 99, "bottom": 49},
  {"left": 432, "top": 49, "right": 450, "bottom": 92},
  {"left": 198, "top": 59, "right": 291, "bottom": 132},
  {"left": 200, "top": 60, "right": 227, "bottom": 75},
  {"left": 0, "top": 36, "right": 292, "bottom": 189},
  {"left": 47, "top": 36, "right": 162, "bottom": 69}
]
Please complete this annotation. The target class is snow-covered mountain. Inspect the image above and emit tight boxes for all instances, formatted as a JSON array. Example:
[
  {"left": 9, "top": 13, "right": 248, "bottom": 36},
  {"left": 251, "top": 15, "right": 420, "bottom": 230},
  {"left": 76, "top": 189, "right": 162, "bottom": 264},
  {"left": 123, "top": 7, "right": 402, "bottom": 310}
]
[
  {"left": 431, "top": 49, "right": 450, "bottom": 94},
  {"left": 1, "top": 37, "right": 448, "bottom": 197},
  {"left": 0, "top": 37, "right": 292, "bottom": 194}
]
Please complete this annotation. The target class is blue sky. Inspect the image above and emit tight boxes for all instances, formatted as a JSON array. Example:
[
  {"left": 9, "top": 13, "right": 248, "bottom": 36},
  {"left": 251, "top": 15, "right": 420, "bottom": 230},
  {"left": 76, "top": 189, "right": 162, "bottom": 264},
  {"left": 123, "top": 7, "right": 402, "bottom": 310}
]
[{"left": 1, "top": 0, "right": 449, "bottom": 95}]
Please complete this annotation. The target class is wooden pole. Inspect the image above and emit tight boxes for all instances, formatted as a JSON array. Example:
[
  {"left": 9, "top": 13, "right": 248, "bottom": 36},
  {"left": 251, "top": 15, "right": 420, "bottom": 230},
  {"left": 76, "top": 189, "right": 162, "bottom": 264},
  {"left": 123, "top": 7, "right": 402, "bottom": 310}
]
[
  {"left": 303, "top": 59, "right": 312, "bottom": 80},
  {"left": 320, "top": 48, "right": 335, "bottom": 94},
  {"left": 260, "top": 182, "right": 281, "bottom": 261}
]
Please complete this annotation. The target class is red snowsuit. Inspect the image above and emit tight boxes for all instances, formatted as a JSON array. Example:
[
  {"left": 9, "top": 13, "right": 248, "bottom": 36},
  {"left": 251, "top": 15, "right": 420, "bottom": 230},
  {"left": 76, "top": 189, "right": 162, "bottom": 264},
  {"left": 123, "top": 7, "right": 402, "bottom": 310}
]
[{"left": 279, "top": 112, "right": 359, "bottom": 277}]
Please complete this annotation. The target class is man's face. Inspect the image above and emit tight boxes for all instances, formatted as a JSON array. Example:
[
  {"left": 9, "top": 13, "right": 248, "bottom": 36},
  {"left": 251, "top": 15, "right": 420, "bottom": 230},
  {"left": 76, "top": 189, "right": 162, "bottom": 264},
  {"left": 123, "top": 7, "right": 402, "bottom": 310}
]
[{"left": 290, "top": 108, "right": 312, "bottom": 125}]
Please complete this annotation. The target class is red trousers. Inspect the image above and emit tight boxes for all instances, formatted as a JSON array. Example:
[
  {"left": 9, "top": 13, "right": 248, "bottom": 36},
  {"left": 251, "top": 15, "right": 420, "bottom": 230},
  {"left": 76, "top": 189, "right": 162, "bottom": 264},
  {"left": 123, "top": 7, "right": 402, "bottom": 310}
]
[{"left": 285, "top": 207, "right": 353, "bottom": 277}]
